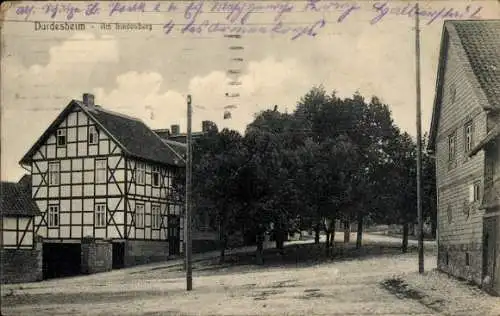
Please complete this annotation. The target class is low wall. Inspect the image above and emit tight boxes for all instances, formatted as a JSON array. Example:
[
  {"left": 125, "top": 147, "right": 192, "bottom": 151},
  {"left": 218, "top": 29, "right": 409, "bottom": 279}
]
[
  {"left": 1, "top": 237, "right": 43, "bottom": 284},
  {"left": 81, "top": 238, "right": 112, "bottom": 274},
  {"left": 124, "top": 240, "right": 169, "bottom": 267}
]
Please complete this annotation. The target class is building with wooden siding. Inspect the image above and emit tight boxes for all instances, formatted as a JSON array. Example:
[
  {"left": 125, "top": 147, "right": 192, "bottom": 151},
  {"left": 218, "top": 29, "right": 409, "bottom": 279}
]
[
  {"left": 428, "top": 20, "right": 500, "bottom": 295},
  {"left": 1, "top": 178, "right": 43, "bottom": 283},
  {"left": 19, "top": 93, "right": 187, "bottom": 278}
]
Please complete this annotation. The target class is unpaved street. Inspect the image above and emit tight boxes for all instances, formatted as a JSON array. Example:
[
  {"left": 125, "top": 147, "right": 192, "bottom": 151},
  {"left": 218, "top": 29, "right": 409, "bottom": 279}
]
[{"left": 2, "top": 234, "right": 499, "bottom": 316}]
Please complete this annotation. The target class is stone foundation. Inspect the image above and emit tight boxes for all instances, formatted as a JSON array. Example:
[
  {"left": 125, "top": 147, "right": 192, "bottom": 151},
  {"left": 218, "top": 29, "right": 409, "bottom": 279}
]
[
  {"left": 437, "top": 242, "right": 483, "bottom": 286},
  {"left": 0, "top": 236, "right": 43, "bottom": 284},
  {"left": 81, "top": 238, "right": 112, "bottom": 274},
  {"left": 124, "top": 240, "right": 169, "bottom": 267}
]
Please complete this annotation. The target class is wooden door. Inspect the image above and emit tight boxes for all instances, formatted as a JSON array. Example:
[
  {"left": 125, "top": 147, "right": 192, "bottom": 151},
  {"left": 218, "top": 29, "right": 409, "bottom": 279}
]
[
  {"left": 168, "top": 215, "right": 181, "bottom": 256},
  {"left": 483, "top": 216, "right": 497, "bottom": 292}
]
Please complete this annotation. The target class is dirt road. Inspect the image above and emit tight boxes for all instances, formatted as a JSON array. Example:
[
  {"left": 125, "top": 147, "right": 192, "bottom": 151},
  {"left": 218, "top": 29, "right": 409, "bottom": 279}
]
[{"left": 2, "top": 234, "right": 498, "bottom": 316}]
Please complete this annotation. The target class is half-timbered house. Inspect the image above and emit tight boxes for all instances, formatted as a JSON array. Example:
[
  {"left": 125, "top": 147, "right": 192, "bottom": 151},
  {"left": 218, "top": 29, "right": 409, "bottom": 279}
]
[
  {"left": 1, "top": 178, "right": 43, "bottom": 283},
  {"left": 19, "top": 93, "right": 187, "bottom": 278},
  {"left": 428, "top": 20, "right": 500, "bottom": 295}
]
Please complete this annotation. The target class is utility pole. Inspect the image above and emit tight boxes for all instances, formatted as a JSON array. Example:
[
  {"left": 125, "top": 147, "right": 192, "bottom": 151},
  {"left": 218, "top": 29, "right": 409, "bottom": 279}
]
[
  {"left": 185, "top": 95, "right": 193, "bottom": 290},
  {"left": 415, "top": 2, "right": 424, "bottom": 274}
]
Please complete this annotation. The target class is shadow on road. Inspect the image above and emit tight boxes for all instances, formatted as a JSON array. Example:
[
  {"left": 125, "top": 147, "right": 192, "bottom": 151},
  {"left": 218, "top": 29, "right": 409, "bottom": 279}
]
[{"left": 159, "top": 239, "right": 437, "bottom": 277}]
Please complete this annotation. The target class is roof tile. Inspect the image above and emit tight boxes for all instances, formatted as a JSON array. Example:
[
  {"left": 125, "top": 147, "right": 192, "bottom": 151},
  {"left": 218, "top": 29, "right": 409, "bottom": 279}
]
[
  {"left": 0, "top": 181, "right": 40, "bottom": 217},
  {"left": 453, "top": 20, "right": 500, "bottom": 108}
]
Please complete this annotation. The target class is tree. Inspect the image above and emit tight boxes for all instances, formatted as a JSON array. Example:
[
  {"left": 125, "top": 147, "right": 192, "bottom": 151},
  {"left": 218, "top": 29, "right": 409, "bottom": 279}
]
[{"left": 192, "top": 128, "right": 247, "bottom": 263}]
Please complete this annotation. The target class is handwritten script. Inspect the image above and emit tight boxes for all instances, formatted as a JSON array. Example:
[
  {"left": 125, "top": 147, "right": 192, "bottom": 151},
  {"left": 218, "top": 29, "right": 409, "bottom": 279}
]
[{"left": 11, "top": 1, "right": 484, "bottom": 40}]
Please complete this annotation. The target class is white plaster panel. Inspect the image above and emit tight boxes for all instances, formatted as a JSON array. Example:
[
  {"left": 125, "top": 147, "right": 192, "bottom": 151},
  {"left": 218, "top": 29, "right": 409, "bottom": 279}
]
[
  {"left": 99, "top": 141, "right": 109, "bottom": 155},
  {"left": 71, "top": 212, "right": 82, "bottom": 225},
  {"left": 72, "top": 226, "right": 82, "bottom": 238},
  {"left": 47, "top": 145, "right": 56, "bottom": 159},
  {"left": 77, "top": 142, "right": 87, "bottom": 156},
  {"left": 67, "top": 127, "right": 77, "bottom": 142},
  {"left": 72, "top": 185, "right": 82, "bottom": 197},
  {"left": 89, "top": 145, "right": 98, "bottom": 156},
  {"left": 59, "top": 226, "right": 70, "bottom": 238},
  {"left": 83, "top": 185, "right": 94, "bottom": 196},
  {"left": 72, "top": 158, "right": 83, "bottom": 170},
  {"left": 67, "top": 143, "right": 77, "bottom": 157},
  {"left": 56, "top": 147, "right": 66, "bottom": 159},
  {"left": 60, "top": 185, "right": 70, "bottom": 197}
]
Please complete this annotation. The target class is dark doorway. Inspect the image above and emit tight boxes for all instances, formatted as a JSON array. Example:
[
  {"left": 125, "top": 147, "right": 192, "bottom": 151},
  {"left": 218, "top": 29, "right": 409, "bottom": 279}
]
[
  {"left": 112, "top": 242, "right": 125, "bottom": 269},
  {"left": 168, "top": 215, "right": 181, "bottom": 256},
  {"left": 43, "top": 243, "right": 81, "bottom": 279},
  {"left": 483, "top": 217, "right": 497, "bottom": 287}
]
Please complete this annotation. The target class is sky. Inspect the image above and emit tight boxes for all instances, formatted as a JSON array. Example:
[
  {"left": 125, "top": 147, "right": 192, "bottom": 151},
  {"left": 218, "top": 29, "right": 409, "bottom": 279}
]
[{"left": 1, "top": 0, "right": 499, "bottom": 181}]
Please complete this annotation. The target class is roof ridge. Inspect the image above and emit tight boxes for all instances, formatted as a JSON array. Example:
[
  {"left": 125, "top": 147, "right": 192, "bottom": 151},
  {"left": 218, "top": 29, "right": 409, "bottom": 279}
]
[
  {"left": 88, "top": 103, "right": 143, "bottom": 122},
  {"left": 74, "top": 100, "right": 143, "bottom": 122}
]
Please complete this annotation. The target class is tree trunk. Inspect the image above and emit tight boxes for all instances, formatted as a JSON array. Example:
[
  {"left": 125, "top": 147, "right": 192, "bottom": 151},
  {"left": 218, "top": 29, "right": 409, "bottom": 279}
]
[
  {"left": 331, "top": 221, "right": 336, "bottom": 248},
  {"left": 327, "top": 220, "right": 336, "bottom": 256},
  {"left": 218, "top": 220, "right": 226, "bottom": 264},
  {"left": 275, "top": 228, "right": 285, "bottom": 255},
  {"left": 325, "top": 231, "right": 331, "bottom": 248},
  {"left": 343, "top": 220, "right": 350, "bottom": 243},
  {"left": 356, "top": 212, "right": 363, "bottom": 249},
  {"left": 402, "top": 222, "right": 409, "bottom": 253},
  {"left": 256, "top": 231, "right": 264, "bottom": 265},
  {"left": 314, "top": 223, "right": 320, "bottom": 244}
]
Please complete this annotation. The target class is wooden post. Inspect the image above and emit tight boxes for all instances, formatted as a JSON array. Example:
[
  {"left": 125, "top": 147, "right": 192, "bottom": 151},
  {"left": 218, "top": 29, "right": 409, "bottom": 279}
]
[
  {"left": 185, "top": 95, "right": 193, "bottom": 290},
  {"left": 415, "top": 3, "right": 425, "bottom": 274}
]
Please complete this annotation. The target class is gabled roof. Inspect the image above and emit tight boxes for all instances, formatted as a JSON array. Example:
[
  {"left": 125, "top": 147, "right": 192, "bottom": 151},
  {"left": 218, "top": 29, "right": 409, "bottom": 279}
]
[
  {"left": 20, "top": 99, "right": 187, "bottom": 167},
  {"left": 0, "top": 181, "right": 40, "bottom": 217},
  {"left": 428, "top": 20, "right": 500, "bottom": 152}
]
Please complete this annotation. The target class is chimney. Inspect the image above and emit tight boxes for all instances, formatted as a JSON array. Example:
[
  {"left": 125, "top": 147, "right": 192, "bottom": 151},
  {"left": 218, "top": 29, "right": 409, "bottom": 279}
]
[
  {"left": 82, "top": 93, "right": 95, "bottom": 107},
  {"left": 171, "top": 124, "right": 180, "bottom": 135},
  {"left": 202, "top": 120, "right": 210, "bottom": 133}
]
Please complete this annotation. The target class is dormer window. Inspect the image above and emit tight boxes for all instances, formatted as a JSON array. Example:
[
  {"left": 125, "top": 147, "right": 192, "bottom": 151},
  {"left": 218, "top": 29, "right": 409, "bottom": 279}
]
[
  {"left": 88, "top": 126, "right": 98, "bottom": 145},
  {"left": 56, "top": 129, "right": 66, "bottom": 147}
]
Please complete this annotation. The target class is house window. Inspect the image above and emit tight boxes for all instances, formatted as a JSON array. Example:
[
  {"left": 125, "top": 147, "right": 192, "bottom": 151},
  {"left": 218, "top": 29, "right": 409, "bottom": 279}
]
[
  {"left": 56, "top": 129, "right": 66, "bottom": 147},
  {"left": 464, "top": 121, "right": 473, "bottom": 153},
  {"left": 95, "top": 159, "right": 107, "bottom": 183},
  {"left": 465, "top": 252, "right": 470, "bottom": 266},
  {"left": 448, "top": 132, "right": 456, "bottom": 163},
  {"left": 469, "top": 181, "right": 481, "bottom": 202},
  {"left": 136, "top": 163, "right": 145, "bottom": 185},
  {"left": 152, "top": 166, "right": 160, "bottom": 187},
  {"left": 95, "top": 203, "right": 107, "bottom": 228},
  {"left": 135, "top": 204, "right": 145, "bottom": 228},
  {"left": 48, "top": 162, "right": 60, "bottom": 186},
  {"left": 152, "top": 205, "right": 161, "bottom": 229},
  {"left": 474, "top": 181, "right": 481, "bottom": 202},
  {"left": 451, "top": 84, "right": 456, "bottom": 103},
  {"left": 447, "top": 205, "right": 452, "bottom": 223},
  {"left": 88, "top": 126, "right": 98, "bottom": 145},
  {"left": 48, "top": 205, "right": 59, "bottom": 228}
]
